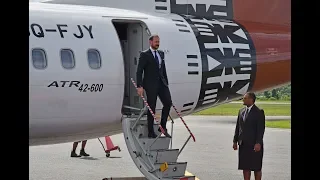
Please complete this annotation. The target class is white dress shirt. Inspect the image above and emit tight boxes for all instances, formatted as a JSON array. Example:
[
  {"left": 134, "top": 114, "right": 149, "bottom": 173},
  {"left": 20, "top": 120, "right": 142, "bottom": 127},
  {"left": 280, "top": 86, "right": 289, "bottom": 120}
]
[
  {"left": 150, "top": 47, "right": 161, "bottom": 68},
  {"left": 243, "top": 104, "right": 254, "bottom": 120}
]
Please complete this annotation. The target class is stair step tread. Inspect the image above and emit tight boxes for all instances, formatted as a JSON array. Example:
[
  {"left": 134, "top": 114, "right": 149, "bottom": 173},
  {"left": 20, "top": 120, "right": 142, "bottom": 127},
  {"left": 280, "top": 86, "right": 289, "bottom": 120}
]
[
  {"left": 154, "top": 162, "right": 187, "bottom": 165},
  {"left": 172, "top": 175, "right": 196, "bottom": 179},
  {"left": 153, "top": 162, "right": 188, "bottom": 178},
  {"left": 139, "top": 136, "right": 171, "bottom": 150},
  {"left": 135, "top": 123, "right": 160, "bottom": 125},
  {"left": 139, "top": 136, "right": 171, "bottom": 140},
  {"left": 140, "top": 136, "right": 168, "bottom": 139},
  {"left": 151, "top": 149, "right": 179, "bottom": 152},
  {"left": 149, "top": 148, "right": 179, "bottom": 164}
]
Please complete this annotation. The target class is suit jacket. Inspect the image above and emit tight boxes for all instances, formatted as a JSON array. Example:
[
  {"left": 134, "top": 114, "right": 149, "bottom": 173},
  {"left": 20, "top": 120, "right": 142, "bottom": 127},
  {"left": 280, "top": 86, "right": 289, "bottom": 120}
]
[
  {"left": 136, "top": 49, "right": 169, "bottom": 90},
  {"left": 233, "top": 104, "right": 265, "bottom": 146}
]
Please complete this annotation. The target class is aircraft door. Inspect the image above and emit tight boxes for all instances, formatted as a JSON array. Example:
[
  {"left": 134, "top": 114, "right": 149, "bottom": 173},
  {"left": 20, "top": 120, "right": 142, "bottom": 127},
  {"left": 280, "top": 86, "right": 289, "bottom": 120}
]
[{"left": 127, "top": 23, "right": 147, "bottom": 110}]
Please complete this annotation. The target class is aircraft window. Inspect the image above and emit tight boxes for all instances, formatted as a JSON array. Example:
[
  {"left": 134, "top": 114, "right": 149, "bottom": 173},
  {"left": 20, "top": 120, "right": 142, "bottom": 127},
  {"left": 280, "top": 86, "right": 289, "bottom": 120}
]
[
  {"left": 60, "top": 49, "right": 75, "bottom": 69},
  {"left": 87, "top": 49, "right": 101, "bottom": 69},
  {"left": 32, "top": 48, "right": 47, "bottom": 69}
]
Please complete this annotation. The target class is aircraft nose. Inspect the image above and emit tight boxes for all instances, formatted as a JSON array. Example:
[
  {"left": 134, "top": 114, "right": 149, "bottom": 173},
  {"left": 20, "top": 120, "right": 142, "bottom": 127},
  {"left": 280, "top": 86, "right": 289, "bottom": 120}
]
[{"left": 248, "top": 24, "right": 291, "bottom": 92}]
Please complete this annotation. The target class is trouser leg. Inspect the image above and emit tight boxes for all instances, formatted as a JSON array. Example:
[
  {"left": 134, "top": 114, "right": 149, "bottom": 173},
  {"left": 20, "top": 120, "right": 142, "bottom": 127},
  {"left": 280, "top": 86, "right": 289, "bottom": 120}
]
[
  {"left": 145, "top": 89, "right": 158, "bottom": 134},
  {"left": 158, "top": 83, "right": 172, "bottom": 130}
]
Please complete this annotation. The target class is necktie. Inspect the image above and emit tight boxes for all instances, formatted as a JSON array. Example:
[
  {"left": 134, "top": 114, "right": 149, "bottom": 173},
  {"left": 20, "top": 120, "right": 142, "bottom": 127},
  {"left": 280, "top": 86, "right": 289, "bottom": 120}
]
[
  {"left": 244, "top": 108, "right": 249, "bottom": 121},
  {"left": 154, "top": 51, "right": 160, "bottom": 69}
]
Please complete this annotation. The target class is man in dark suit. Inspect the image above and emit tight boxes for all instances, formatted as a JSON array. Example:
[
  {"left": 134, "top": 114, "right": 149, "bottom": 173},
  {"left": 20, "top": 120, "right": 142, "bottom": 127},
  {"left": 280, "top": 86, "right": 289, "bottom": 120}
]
[
  {"left": 136, "top": 34, "right": 172, "bottom": 138},
  {"left": 233, "top": 92, "right": 265, "bottom": 180}
]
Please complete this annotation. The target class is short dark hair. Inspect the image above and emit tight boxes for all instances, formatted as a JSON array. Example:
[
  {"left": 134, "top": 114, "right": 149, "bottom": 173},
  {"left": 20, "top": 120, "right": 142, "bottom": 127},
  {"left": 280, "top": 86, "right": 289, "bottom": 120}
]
[
  {"left": 246, "top": 92, "right": 256, "bottom": 103},
  {"left": 149, "top": 34, "right": 159, "bottom": 41}
]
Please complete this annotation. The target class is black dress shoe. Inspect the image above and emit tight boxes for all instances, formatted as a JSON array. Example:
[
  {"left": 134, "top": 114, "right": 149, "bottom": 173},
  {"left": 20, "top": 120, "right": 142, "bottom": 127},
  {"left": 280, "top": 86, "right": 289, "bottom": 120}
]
[
  {"left": 163, "top": 131, "right": 172, "bottom": 138},
  {"left": 80, "top": 149, "right": 90, "bottom": 156},
  {"left": 158, "top": 128, "right": 171, "bottom": 138},
  {"left": 148, "top": 133, "right": 157, "bottom": 138},
  {"left": 71, "top": 151, "right": 81, "bottom": 157},
  {"left": 158, "top": 127, "right": 167, "bottom": 133}
]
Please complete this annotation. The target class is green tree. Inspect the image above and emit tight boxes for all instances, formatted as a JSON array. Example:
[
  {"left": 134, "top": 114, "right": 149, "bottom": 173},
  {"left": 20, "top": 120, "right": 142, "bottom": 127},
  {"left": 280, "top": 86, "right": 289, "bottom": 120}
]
[
  {"left": 271, "top": 89, "right": 279, "bottom": 99},
  {"left": 256, "top": 83, "right": 291, "bottom": 101},
  {"left": 264, "top": 91, "right": 271, "bottom": 98}
]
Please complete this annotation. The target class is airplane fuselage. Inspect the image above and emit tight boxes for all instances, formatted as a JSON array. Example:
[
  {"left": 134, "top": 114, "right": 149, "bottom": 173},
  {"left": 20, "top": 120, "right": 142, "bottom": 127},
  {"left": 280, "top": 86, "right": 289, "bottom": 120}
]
[{"left": 29, "top": 2, "right": 290, "bottom": 146}]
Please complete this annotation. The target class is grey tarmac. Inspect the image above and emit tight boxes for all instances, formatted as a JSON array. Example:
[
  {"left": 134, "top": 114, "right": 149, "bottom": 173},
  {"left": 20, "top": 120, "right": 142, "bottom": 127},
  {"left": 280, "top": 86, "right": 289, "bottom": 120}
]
[{"left": 29, "top": 115, "right": 291, "bottom": 180}]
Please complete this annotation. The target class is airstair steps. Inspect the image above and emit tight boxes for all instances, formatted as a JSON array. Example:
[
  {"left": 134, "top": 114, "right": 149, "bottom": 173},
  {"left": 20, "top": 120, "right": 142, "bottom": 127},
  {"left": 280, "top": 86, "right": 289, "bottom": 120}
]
[
  {"left": 172, "top": 176, "right": 196, "bottom": 180},
  {"left": 121, "top": 78, "right": 196, "bottom": 180},
  {"left": 122, "top": 114, "right": 195, "bottom": 180},
  {"left": 101, "top": 176, "right": 195, "bottom": 180},
  {"left": 139, "top": 137, "right": 171, "bottom": 151},
  {"left": 153, "top": 162, "right": 188, "bottom": 178},
  {"left": 135, "top": 121, "right": 163, "bottom": 138},
  {"left": 149, "top": 149, "right": 179, "bottom": 164}
]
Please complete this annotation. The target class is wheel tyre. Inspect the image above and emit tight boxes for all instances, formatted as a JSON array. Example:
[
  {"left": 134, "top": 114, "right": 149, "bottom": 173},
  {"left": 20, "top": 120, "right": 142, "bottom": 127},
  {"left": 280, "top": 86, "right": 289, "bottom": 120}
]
[{"left": 106, "top": 153, "right": 110, "bottom": 157}]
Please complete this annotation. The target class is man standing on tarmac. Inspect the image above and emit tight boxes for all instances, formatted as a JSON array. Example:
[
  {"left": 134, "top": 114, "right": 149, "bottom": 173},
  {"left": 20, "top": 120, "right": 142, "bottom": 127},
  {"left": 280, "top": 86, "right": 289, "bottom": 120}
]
[
  {"left": 136, "top": 34, "right": 172, "bottom": 139},
  {"left": 233, "top": 92, "right": 265, "bottom": 180}
]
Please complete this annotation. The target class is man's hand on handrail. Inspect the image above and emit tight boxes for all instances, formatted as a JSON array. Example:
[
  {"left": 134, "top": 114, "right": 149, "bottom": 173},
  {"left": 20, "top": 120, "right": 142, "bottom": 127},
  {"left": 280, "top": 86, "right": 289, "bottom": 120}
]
[{"left": 137, "top": 87, "right": 144, "bottom": 97}]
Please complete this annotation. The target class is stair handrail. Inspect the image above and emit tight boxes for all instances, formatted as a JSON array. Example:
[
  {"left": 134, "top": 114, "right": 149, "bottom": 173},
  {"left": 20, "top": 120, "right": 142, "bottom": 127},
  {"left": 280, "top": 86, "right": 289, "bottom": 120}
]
[
  {"left": 170, "top": 104, "right": 196, "bottom": 142},
  {"left": 168, "top": 114, "right": 174, "bottom": 149},
  {"left": 130, "top": 77, "right": 197, "bottom": 158},
  {"left": 130, "top": 78, "right": 166, "bottom": 135},
  {"left": 131, "top": 78, "right": 168, "bottom": 152},
  {"left": 131, "top": 106, "right": 147, "bottom": 130},
  {"left": 130, "top": 78, "right": 196, "bottom": 142}
]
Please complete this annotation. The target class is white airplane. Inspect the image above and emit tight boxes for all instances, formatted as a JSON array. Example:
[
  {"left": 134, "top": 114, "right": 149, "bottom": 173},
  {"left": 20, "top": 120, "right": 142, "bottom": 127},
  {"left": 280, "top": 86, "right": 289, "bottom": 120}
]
[{"left": 29, "top": 0, "right": 291, "bottom": 146}]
